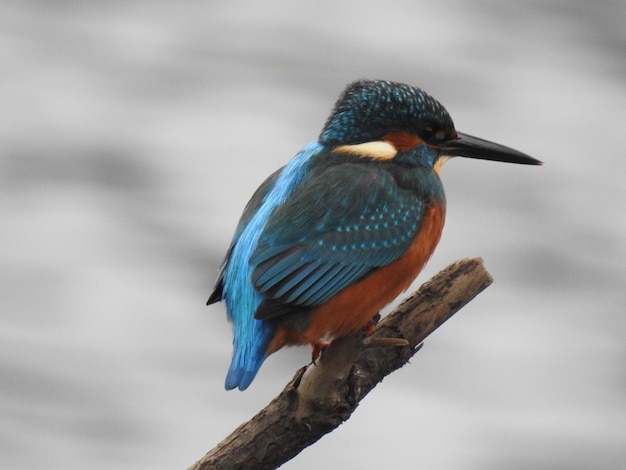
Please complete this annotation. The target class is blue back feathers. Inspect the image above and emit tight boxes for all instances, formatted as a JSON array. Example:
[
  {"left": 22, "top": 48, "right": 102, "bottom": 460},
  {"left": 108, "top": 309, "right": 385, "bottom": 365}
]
[{"left": 220, "top": 142, "right": 321, "bottom": 390}]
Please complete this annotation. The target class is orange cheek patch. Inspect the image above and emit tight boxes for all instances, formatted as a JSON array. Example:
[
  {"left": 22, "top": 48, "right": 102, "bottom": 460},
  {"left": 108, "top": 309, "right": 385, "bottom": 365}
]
[{"left": 384, "top": 132, "right": 424, "bottom": 152}]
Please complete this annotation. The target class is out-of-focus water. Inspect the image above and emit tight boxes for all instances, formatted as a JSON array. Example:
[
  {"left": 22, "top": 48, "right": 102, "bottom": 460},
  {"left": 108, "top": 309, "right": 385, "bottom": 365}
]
[{"left": 2, "top": 1, "right": 625, "bottom": 469}]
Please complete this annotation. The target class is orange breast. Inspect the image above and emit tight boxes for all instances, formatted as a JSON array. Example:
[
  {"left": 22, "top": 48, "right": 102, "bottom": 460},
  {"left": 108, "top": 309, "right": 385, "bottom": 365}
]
[{"left": 267, "top": 202, "right": 446, "bottom": 353}]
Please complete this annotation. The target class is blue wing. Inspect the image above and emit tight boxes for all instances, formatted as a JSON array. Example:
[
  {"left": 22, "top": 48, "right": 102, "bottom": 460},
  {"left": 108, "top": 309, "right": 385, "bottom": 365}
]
[
  {"left": 250, "top": 162, "right": 426, "bottom": 319},
  {"left": 207, "top": 167, "right": 283, "bottom": 305}
]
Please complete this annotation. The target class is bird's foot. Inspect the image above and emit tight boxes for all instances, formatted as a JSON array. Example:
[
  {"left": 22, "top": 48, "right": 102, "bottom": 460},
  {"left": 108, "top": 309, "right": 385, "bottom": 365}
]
[
  {"left": 362, "top": 313, "right": 381, "bottom": 337},
  {"left": 311, "top": 341, "right": 330, "bottom": 364}
]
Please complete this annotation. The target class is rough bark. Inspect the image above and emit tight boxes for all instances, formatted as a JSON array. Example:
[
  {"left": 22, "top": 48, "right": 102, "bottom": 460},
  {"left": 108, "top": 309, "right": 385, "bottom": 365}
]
[{"left": 189, "top": 257, "right": 493, "bottom": 470}]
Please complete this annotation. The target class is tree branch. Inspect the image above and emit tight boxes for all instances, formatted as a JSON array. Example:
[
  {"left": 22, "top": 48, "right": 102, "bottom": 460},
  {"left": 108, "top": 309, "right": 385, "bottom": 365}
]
[{"left": 189, "top": 257, "right": 493, "bottom": 470}]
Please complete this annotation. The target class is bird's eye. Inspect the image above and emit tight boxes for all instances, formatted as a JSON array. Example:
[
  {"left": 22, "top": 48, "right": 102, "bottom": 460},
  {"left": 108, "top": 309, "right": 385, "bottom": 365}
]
[
  {"left": 420, "top": 125, "right": 448, "bottom": 144},
  {"left": 421, "top": 125, "right": 434, "bottom": 141}
]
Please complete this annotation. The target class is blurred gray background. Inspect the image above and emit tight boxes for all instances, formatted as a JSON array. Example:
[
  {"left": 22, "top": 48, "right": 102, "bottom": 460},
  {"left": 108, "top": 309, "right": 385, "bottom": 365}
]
[{"left": 2, "top": 1, "right": 625, "bottom": 469}]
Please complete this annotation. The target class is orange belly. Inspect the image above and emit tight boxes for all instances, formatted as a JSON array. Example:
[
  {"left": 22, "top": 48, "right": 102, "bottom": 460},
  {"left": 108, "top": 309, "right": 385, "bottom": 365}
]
[{"left": 267, "top": 202, "right": 446, "bottom": 353}]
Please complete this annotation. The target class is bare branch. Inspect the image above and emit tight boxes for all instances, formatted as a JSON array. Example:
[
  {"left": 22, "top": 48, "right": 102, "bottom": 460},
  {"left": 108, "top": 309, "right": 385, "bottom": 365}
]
[{"left": 189, "top": 257, "right": 493, "bottom": 470}]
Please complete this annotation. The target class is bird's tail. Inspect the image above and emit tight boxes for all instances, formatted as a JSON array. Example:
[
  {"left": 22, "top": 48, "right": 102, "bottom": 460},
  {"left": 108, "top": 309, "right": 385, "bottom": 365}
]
[
  {"left": 224, "top": 357, "right": 265, "bottom": 391},
  {"left": 224, "top": 319, "right": 274, "bottom": 391},
  {"left": 225, "top": 350, "right": 267, "bottom": 391}
]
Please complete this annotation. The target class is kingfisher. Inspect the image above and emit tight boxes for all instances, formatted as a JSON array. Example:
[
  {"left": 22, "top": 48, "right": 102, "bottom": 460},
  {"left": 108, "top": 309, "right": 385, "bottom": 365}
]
[{"left": 207, "top": 79, "right": 541, "bottom": 391}]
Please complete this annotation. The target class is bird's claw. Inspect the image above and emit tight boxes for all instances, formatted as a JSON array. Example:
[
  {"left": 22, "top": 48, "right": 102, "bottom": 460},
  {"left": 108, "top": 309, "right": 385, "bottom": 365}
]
[
  {"left": 362, "top": 313, "right": 381, "bottom": 336},
  {"left": 310, "top": 341, "right": 330, "bottom": 364}
]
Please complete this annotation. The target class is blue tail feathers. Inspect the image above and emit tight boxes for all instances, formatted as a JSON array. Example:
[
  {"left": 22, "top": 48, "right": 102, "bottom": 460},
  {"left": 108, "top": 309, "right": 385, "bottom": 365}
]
[
  {"left": 225, "top": 357, "right": 265, "bottom": 391},
  {"left": 225, "top": 345, "right": 269, "bottom": 391},
  {"left": 224, "top": 317, "right": 274, "bottom": 391}
]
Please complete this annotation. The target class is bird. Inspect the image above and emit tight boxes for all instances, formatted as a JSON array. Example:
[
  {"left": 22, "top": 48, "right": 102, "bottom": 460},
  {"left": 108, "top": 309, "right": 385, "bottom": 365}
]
[{"left": 207, "top": 79, "right": 541, "bottom": 391}]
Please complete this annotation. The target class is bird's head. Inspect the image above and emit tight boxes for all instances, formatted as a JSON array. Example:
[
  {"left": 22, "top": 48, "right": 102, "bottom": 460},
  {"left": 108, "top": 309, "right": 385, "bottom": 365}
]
[{"left": 320, "top": 80, "right": 541, "bottom": 170}]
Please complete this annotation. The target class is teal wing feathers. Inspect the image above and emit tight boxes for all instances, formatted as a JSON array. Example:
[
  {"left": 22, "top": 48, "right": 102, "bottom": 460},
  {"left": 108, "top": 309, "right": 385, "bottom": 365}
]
[{"left": 250, "top": 163, "right": 425, "bottom": 319}]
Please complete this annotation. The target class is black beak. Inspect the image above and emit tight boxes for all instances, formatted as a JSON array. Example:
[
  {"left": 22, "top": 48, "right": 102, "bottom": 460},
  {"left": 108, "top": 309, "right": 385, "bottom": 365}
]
[{"left": 440, "top": 132, "right": 542, "bottom": 165}]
